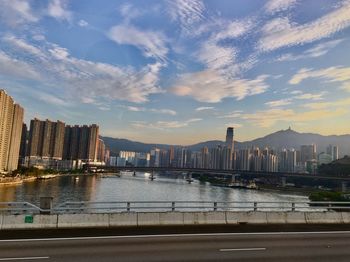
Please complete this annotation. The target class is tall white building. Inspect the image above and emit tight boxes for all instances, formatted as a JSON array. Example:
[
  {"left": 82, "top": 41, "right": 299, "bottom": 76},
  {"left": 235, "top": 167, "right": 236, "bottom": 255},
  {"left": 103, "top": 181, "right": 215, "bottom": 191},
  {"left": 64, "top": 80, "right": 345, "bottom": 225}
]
[{"left": 0, "top": 90, "right": 24, "bottom": 173}]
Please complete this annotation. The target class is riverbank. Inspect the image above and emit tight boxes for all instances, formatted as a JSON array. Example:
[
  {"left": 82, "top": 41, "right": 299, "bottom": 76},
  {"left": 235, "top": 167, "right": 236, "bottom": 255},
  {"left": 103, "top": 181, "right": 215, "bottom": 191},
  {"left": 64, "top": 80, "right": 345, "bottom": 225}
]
[{"left": 0, "top": 176, "right": 37, "bottom": 186}]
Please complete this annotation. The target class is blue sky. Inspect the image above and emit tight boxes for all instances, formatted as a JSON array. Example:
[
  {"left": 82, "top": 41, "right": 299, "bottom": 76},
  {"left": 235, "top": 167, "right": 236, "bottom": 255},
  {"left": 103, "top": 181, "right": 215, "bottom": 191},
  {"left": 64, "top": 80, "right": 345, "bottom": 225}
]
[{"left": 1, "top": 0, "right": 350, "bottom": 145}]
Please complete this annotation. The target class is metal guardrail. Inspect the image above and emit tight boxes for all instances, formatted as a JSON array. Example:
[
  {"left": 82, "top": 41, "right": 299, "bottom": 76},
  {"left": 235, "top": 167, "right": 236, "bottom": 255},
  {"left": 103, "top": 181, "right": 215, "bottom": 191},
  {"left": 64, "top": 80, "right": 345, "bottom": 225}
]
[{"left": 2, "top": 201, "right": 350, "bottom": 214}]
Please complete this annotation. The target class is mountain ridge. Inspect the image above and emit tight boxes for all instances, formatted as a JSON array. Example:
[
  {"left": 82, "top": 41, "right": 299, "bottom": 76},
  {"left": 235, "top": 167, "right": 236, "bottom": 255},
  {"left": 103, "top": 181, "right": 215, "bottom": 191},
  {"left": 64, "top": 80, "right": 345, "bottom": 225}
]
[{"left": 102, "top": 128, "right": 350, "bottom": 157}]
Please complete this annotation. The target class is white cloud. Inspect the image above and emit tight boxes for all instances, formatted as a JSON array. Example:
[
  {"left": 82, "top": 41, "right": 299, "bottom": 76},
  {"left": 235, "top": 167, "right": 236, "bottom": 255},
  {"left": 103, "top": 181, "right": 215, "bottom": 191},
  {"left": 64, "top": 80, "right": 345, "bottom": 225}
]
[
  {"left": 32, "top": 34, "right": 46, "bottom": 41},
  {"left": 36, "top": 92, "right": 71, "bottom": 107},
  {"left": 167, "top": 0, "right": 205, "bottom": 35},
  {"left": 119, "top": 3, "right": 142, "bottom": 23},
  {"left": 131, "top": 118, "right": 202, "bottom": 129},
  {"left": 3, "top": 35, "right": 44, "bottom": 57},
  {"left": 197, "top": 40, "right": 237, "bottom": 72},
  {"left": 120, "top": 106, "right": 176, "bottom": 115},
  {"left": 0, "top": 0, "right": 38, "bottom": 27},
  {"left": 290, "top": 90, "right": 303, "bottom": 95},
  {"left": 47, "top": 0, "right": 72, "bottom": 21},
  {"left": 195, "top": 106, "right": 215, "bottom": 111},
  {"left": 276, "top": 39, "right": 344, "bottom": 61},
  {"left": 265, "top": 0, "right": 297, "bottom": 14},
  {"left": 259, "top": 1, "right": 350, "bottom": 51},
  {"left": 241, "top": 108, "right": 347, "bottom": 128},
  {"left": 171, "top": 70, "right": 269, "bottom": 102},
  {"left": 265, "top": 99, "right": 292, "bottom": 107},
  {"left": 294, "top": 92, "right": 327, "bottom": 101},
  {"left": 289, "top": 67, "right": 350, "bottom": 88},
  {"left": 0, "top": 51, "right": 41, "bottom": 80},
  {"left": 108, "top": 24, "right": 169, "bottom": 62},
  {"left": 0, "top": 37, "right": 164, "bottom": 104},
  {"left": 150, "top": 109, "right": 177, "bottom": 115},
  {"left": 78, "top": 19, "right": 88, "bottom": 27},
  {"left": 217, "top": 111, "right": 243, "bottom": 119}
]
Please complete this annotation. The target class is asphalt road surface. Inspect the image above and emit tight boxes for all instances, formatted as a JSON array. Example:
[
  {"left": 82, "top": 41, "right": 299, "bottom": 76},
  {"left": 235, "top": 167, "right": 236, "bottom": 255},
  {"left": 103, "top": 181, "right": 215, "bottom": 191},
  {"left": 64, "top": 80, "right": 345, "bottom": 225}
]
[{"left": 1, "top": 231, "right": 350, "bottom": 261}]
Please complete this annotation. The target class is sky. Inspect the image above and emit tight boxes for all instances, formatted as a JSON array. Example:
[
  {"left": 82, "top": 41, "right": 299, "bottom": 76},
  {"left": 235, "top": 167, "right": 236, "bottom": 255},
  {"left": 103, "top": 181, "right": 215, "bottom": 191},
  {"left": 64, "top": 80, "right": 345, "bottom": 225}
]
[{"left": 1, "top": 0, "right": 350, "bottom": 145}]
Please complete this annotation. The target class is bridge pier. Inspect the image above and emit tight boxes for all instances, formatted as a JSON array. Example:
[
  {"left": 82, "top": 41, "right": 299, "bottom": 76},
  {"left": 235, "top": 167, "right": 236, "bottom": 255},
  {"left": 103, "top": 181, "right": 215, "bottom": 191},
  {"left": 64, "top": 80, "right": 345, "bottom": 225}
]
[
  {"left": 281, "top": 177, "right": 287, "bottom": 187},
  {"left": 342, "top": 181, "right": 348, "bottom": 193}
]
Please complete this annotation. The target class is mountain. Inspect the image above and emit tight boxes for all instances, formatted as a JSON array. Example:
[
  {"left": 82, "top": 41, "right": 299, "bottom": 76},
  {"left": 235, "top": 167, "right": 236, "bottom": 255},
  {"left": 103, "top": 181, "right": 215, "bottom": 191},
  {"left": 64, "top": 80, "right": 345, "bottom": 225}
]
[
  {"left": 237, "top": 128, "right": 350, "bottom": 156},
  {"left": 102, "top": 128, "right": 350, "bottom": 156}
]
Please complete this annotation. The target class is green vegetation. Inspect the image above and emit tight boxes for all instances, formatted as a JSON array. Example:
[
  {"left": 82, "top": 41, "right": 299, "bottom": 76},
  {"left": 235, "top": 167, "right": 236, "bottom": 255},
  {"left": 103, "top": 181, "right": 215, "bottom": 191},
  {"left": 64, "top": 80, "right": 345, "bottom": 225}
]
[
  {"left": 309, "top": 191, "right": 348, "bottom": 202},
  {"left": 318, "top": 156, "right": 350, "bottom": 176},
  {"left": 12, "top": 167, "right": 60, "bottom": 177}
]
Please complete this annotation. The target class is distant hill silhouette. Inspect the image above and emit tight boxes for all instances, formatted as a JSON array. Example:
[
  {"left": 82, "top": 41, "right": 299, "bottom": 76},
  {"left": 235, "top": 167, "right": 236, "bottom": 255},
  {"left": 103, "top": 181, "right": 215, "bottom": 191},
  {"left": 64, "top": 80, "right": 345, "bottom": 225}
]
[{"left": 102, "top": 128, "right": 350, "bottom": 157}]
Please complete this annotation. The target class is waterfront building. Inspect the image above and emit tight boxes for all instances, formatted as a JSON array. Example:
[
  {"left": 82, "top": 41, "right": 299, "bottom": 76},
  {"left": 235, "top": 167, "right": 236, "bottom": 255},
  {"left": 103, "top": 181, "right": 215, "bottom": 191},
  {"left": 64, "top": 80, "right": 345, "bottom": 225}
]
[
  {"left": 221, "top": 146, "right": 232, "bottom": 170},
  {"left": 63, "top": 124, "right": 99, "bottom": 163},
  {"left": 300, "top": 144, "right": 316, "bottom": 163},
  {"left": 109, "top": 156, "right": 117, "bottom": 166},
  {"left": 225, "top": 127, "right": 234, "bottom": 152},
  {"left": 97, "top": 138, "right": 106, "bottom": 163},
  {"left": 0, "top": 90, "right": 24, "bottom": 173},
  {"left": 262, "top": 154, "right": 278, "bottom": 172},
  {"left": 18, "top": 123, "right": 28, "bottom": 166},
  {"left": 201, "top": 147, "right": 209, "bottom": 169},
  {"left": 27, "top": 119, "right": 65, "bottom": 160},
  {"left": 150, "top": 148, "right": 160, "bottom": 167},
  {"left": 237, "top": 148, "right": 250, "bottom": 171},
  {"left": 287, "top": 149, "right": 296, "bottom": 173},
  {"left": 326, "top": 144, "right": 339, "bottom": 161},
  {"left": 318, "top": 152, "right": 333, "bottom": 165},
  {"left": 135, "top": 152, "right": 150, "bottom": 167}
]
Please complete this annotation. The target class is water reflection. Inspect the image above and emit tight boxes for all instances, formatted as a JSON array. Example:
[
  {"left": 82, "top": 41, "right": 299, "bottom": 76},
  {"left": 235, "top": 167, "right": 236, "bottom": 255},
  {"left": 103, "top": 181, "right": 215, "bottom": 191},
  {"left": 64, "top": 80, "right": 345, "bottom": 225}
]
[{"left": 0, "top": 172, "right": 307, "bottom": 206}]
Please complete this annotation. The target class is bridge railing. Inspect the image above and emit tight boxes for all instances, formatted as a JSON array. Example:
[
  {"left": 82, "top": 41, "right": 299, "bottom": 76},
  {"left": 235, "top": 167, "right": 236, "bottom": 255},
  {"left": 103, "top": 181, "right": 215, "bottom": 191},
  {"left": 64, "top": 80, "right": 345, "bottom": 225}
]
[
  {"left": 53, "top": 201, "right": 350, "bottom": 214},
  {"left": 0, "top": 202, "right": 41, "bottom": 214},
  {"left": 2, "top": 201, "right": 350, "bottom": 214}
]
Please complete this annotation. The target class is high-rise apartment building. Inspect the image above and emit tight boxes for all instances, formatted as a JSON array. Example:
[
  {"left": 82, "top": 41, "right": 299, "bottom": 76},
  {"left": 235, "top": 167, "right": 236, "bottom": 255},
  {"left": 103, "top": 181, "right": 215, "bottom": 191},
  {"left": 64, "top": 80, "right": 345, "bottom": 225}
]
[
  {"left": 225, "top": 127, "right": 234, "bottom": 151},
  {"left": 63, "top": 124, "right": 99, "bottom": 162},
  {"left": 27, "top": 119, "right": 65, "bottom": 160},
  {"left": 300, "top": 144, "right": 316, "bottom": 163},
  {"left": 326, "top": 144, "right": 339, "bottom": 161},
  {"left": 0, "top": 90, "right": 24, "bottom": 173}
]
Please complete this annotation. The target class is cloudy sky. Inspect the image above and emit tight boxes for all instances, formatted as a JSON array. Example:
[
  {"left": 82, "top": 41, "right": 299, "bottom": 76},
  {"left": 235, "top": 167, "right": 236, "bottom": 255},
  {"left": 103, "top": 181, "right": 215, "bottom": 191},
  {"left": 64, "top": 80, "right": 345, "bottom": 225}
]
[{"left": 1, "top": 0, "right": 350, "bottom": 145}]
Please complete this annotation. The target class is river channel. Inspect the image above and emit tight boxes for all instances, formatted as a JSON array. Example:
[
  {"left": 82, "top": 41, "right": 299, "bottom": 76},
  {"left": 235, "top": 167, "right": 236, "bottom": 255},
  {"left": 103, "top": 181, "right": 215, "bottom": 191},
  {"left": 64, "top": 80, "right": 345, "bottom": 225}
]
[{"left": 0, "top": 172, "right": 308, "bottom": 208}]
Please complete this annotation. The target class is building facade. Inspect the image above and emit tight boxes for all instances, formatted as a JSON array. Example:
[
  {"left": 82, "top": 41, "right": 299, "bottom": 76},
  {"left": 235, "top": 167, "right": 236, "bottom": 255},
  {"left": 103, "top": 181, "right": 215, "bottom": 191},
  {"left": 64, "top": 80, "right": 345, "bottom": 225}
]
[{"left": 0, "top": 90, "right": 24, "bottom": 173}]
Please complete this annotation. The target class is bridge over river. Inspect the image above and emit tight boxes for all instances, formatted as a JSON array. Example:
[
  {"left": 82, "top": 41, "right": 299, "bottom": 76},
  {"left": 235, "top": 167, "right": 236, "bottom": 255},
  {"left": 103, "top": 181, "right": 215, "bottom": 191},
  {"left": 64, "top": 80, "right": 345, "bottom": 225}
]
[{"left": 85, "top": 165, "right": 350, "bottom": 192}]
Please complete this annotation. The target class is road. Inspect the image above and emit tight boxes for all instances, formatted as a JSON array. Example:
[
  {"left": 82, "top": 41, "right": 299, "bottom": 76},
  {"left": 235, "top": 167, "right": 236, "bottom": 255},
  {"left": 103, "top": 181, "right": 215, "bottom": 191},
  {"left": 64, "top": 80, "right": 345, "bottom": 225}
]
[{"left": 1, "top": 231, "right": 350, "bottom": 261}]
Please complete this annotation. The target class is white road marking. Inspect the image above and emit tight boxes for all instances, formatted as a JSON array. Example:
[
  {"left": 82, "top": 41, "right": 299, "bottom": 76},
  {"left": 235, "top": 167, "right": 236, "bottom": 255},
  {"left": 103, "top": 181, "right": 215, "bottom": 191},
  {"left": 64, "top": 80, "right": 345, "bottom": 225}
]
[
  {"left": 0, "top": 257, "right": 49, "bottom": 261},
  {"left": 0, "top": 231, "right": 349, "bottom": 243},
  {"left": 220, "top": 248, "right": 266, "bottom": 252}
]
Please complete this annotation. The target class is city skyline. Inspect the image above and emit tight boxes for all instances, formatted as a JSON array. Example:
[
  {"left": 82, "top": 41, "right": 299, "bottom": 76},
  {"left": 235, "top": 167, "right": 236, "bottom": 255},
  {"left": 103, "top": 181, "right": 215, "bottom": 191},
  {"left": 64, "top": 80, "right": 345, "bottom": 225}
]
[{"left": 1, "top": 0, "right": 350, "bottom": 144}]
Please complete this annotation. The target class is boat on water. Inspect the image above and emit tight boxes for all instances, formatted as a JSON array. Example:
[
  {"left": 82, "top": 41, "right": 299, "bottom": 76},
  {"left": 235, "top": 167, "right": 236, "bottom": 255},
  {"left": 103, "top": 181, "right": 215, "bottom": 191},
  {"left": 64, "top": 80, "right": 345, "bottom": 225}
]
[
  {"left": 228, "top": 181, "right": 258, "bottom": 190},
  {"left": 38, "top": 174, "right": 58, "bottom": 180}
]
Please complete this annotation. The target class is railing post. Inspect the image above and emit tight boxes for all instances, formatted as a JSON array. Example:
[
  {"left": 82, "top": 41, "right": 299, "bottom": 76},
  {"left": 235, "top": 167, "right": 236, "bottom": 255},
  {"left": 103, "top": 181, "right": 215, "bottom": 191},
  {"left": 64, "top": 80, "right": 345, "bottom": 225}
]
[
  {"left": 172, "top": 202, "right": 175, "bottom": 212},
  {"left": 214, "top": 202, "right": 217, "bottom": 211},
  {"left": 127, "top": 202, "right": 130, "bottom": 212},
  {"left": 254, "top": 202, "right": 257, "bottom": 211},
  {"left": 292, "top": 202, "right": 295, "bottom": 212},
  {"left": 40, "top": 197, "right": 53, "bottom": 214}
]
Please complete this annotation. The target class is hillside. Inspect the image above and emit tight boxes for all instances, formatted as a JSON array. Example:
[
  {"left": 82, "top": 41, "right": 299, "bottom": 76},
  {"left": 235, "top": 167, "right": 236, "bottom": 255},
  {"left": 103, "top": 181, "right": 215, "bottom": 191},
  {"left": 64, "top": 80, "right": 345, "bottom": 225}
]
[{"left": 102, "top": 128, "right": 350, "bottom": 156}]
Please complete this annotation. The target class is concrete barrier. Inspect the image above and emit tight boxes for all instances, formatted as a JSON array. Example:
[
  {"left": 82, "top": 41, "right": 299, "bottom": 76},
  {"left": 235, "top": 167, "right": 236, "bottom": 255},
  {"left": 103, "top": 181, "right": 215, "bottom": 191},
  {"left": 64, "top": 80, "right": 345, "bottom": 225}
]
[
  {"left": 184, "top": 212, "right": 226, "bottom": 225},
  {"left": 1, "top": 214, "right": 58, "bottom": 229},
  {"left": 341, "top": 212, "right": 350, "bottom": 223},
  {"left": 109, "top": 212, "right": 137, "bottom": 227},
  {"left": 137, "top": 212, "right": 161, "bottom": 226},
  {"left": 159, "top": 212, "right": 184, "bottom": 225},
  {"left": 266, "top": 212, "right": 287, "bottom": 224},
  {"left": 57, "top": 214, "right": 109, "bottom": 228},
  {"left": 226, "top": 212, "right": 267, "bottom": 224},
  {"left": 285, "top": 212, "right": 307, "bottom": 224},
  {"left": 0, "top": 211, "right": 349, "bottom": 230},
  {"left": 305, "top": 212, "right": 343, "bottom": 224}
]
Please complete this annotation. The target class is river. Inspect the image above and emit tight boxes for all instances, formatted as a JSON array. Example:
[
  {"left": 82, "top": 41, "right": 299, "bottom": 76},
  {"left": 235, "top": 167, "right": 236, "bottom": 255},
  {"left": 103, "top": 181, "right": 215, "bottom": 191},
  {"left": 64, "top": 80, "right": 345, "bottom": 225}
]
[{"left": 0, "top": 172, "right": 308, "bottom": 208}]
